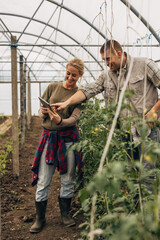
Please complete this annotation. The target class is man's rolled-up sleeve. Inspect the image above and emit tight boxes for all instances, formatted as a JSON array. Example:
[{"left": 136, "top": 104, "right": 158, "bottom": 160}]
[
  {"left": 79, "top": 71, "right": 107, "bottom": 100},
  {"left": 146, "top": 59, "right": 160, "bottom": 89}
]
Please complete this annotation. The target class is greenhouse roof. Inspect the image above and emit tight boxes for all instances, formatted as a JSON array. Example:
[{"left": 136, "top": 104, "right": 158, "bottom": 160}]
[{"left": 0, "top": 0, "right": 160, "bottom": 85}]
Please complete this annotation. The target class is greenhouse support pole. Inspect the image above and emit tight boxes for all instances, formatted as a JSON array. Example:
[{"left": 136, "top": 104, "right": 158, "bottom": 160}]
[
  {"left": 39, "top": 82, "right": 41, "bottom": 107},
  {"left": 27, "top": 71, "right": 31, "bottom": 129},
  {"left": 20, "top": 55, "right": 25, "bottom": 149},
  {"left": 11, "top": 35, "right": 19, "bottom": 176},
  {"left": 23, "top": 63, "right": 27, "bottom": 133}
]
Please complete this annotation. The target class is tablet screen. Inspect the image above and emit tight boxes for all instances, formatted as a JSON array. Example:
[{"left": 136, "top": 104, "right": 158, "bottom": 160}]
[{"left": 38, "top": 97, "right": 53, "bottom": 112}]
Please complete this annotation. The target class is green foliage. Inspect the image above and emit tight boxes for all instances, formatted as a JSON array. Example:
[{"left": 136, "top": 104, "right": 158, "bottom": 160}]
[
  {"left": 74, "top": 97, "right": 160, "bottom": 240},
  {"left": 0, "top": 133, "right": 6, "bottom": 138},
  {"left": 0, "top": 114, "right": 5, "bottom": 120},
  {"left": 0, "top": 138, "right": 13, "bottom": 176}
]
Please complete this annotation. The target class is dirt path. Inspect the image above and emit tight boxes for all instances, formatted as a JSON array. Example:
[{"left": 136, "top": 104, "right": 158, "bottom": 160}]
[{"left": 1, "top": 116, "right": 84, "bottom": 240}]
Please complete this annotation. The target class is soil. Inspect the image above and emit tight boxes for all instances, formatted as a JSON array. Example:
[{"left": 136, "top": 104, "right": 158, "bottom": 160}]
[
  {"left": 0, "top": 116, "right": 8, "bottom": 125},
  {"left": 1, "top": 116, "right": 84, "bottom": 240}
]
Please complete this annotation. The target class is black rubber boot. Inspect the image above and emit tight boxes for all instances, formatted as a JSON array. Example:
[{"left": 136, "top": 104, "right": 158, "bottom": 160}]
[
  {"left": 30, "top": 200, "right": 47, "bottom": 233},
  {"left": 58, "top": 196, "right": 75, "bottom": 227}
]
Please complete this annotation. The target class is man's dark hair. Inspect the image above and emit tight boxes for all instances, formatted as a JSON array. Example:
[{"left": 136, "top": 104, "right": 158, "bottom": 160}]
[{"left": 100, "top": 40, "right": 123, "bottom": 55}]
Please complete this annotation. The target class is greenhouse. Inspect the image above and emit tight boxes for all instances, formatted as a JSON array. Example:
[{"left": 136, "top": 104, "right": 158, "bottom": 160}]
[{"left": 0, "top": 0, "right": 160, "bottom": 239}]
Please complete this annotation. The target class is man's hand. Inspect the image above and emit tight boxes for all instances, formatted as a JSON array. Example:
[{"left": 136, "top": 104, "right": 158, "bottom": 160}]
[
  {"left": 51, "top": 90, "right": 86, "bottom": 111},
  {"left": 51, "top": 101, "right": 68, "bottom": 111},
  {"left": 145, "top": 109, "right": 157, "bottom": 128}
]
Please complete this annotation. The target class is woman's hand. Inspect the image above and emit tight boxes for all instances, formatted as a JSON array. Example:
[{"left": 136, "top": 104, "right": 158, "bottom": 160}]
[
  {"left": 40, "top": 105, "right": 48, "bottom": 114},
  {"left": 48, "top": 108, "right": 62, "bottom": 124}
]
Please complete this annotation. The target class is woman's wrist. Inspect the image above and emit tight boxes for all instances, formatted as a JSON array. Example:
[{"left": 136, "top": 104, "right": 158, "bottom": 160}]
[
  {"left": 38, "top": 109, "right": 47, "bottom": 119},
  {"left": 56, "top": 117, "right": 63, "bottom": 125}
]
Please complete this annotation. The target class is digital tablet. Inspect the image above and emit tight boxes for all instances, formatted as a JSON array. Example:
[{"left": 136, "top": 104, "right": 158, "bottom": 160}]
[{"left": 38, "top": 97, "right": 53, "bottom": 112}]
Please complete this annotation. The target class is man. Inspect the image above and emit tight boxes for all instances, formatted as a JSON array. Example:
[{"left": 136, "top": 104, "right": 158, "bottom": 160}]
[
  {"left": 53, "top": 40, "right": 160, "bottom": 193},
  {"left": 54, "top": 40, "right": 160, "bottom": 124}
]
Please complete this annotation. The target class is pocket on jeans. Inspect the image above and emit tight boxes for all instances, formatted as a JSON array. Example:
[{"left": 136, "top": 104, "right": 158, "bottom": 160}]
[{"left": 150, "top": 128, "right": 159, "bottom": 142}]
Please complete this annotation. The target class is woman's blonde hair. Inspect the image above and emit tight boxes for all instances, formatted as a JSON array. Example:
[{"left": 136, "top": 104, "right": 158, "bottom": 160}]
[{"left": 66, "top": 58, "right": 84, "bottom": 75}]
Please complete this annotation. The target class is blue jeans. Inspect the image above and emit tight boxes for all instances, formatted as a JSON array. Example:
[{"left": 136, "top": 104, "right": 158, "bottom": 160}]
[
  {"left": 35, "top": 141, "right": 76, "bottom": 202},
  {"left": 136, "top": 128, "right": 159, "bottom": 192}
]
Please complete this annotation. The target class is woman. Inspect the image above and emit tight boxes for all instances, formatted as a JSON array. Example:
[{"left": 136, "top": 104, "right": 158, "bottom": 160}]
[{"left": 30, "top": 58, "right": 84, "bottom": 233}]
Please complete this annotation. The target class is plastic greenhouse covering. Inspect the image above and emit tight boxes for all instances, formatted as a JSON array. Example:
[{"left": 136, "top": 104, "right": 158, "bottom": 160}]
[{"left": 0, "top": 0, "right": 160, "bottom": 115}]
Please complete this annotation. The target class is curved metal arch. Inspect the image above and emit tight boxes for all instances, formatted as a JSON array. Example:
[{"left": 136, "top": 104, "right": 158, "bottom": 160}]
[
  {"left": 8, "top": 47, "right": 89, "bottom": 83},
  {"left": 46, "top": 0, "right": 105, "bottom": 39},
  {"left": 15, "top": 48, "right": 68, "bottom": 80},
  {"left": 20, "top": 48, "right": 93, "bottom": 84},
  {"left": 1, "top": 30, "right": 96, "bottom": 80},
  {"left": 22, "top": 47, "right": 90, "bottom": 82},
  {"left": 0, "top": 48, "right": 58, "bottom": 81},
  {"left": 120, "top": 0, "right": 160, "bottom": 44},
  {"left": 2, "top": 46, "right": 69, "bottom": 76},
  {"left": 0, "top": 13, "right": 103, "bottom": 70}
]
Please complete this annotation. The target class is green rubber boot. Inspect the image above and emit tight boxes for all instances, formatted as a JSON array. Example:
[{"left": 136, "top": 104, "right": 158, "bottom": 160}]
[
  {"left": 30, "top": 200, "right": 47, "bottom": 233},
  {"left": 58, "top": 196, "right": 75, "bottom": 227}
]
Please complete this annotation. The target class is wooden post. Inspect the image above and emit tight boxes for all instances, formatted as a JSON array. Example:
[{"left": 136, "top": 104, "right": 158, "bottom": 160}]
[
  {"left": 20, "top": 55, "right": 25, "bottom": 149},
  {"left": 39, "top": 82, "right": 41, "bottom": 107},
  {"left": 23, "top": 63, "right": 27, "bottom": 133},
  {"left": 27, "top": 71, "right": 31, "bottom": 129},
  {"left": 11, "top": 35, "right": 19, "bottom": 176}
]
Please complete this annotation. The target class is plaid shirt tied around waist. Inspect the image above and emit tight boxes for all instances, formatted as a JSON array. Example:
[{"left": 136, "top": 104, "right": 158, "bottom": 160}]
[{"left": 32, "top": 125, "right": 84, "bottom": 186}]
